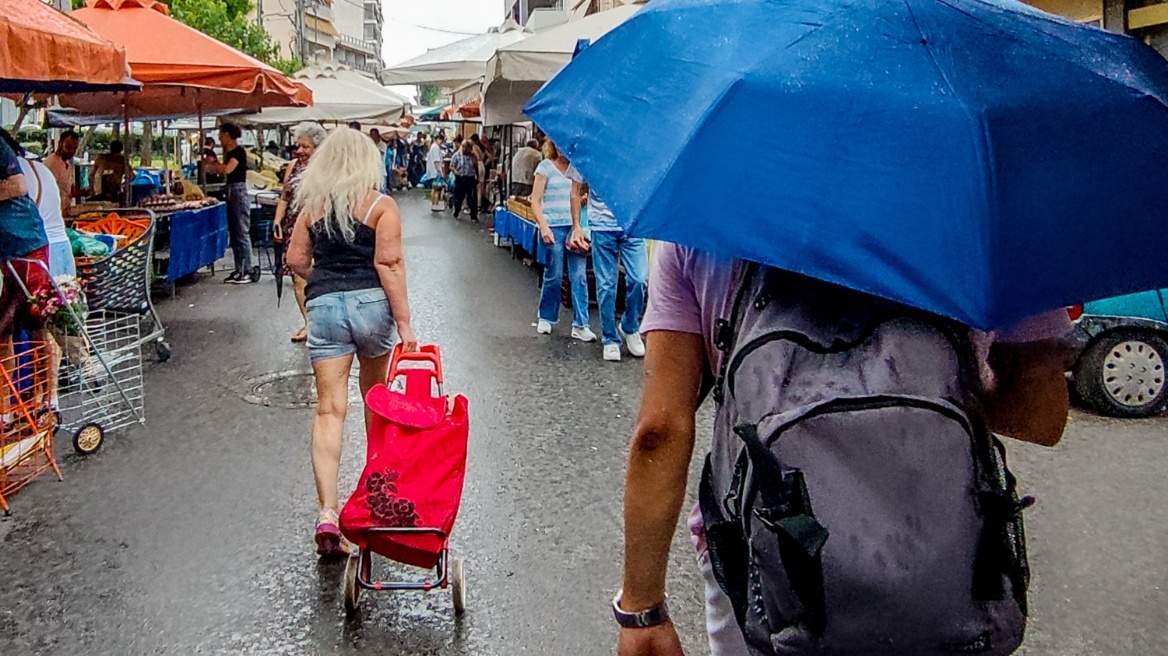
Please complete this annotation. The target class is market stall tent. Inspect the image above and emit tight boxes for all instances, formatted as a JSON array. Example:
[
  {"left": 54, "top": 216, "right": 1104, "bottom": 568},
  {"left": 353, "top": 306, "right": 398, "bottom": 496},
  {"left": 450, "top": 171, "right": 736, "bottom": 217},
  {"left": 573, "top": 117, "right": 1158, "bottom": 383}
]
[
  {"left": 1, "top": 0, "right": 138, "bottom": 93},
  {"left": 381, "top": 19, "right": 532, "bottom": 88},
  {"left": 61, "top": 0, "right": 310, "bottom": 119},
  {"left": 483, "top": 3, "right": 643, "bottom": 126},
  {"left": 415, "top": 105, "right": 451, "bottom": 122},
  {"left": 233, "top": 62, "right": 409, "bottom": 127}
]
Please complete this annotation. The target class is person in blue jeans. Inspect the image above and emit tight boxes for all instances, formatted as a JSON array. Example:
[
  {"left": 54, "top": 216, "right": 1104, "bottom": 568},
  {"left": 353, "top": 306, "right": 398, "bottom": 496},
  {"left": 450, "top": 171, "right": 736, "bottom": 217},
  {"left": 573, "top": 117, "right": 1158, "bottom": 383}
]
[
  {"left": 531, "top": 141, "right": 595, "bottom": 342},
  {"left": 567, "top": 165, "right": 647, "bottom": 362}
]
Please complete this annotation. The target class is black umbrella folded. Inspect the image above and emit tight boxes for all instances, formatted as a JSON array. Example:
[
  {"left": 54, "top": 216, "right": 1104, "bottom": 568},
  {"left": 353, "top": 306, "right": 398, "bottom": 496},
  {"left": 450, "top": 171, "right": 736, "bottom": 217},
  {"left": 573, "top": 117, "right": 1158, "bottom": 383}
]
[{"left": 272, "top": 240, "right": 285, "bottom": 306}]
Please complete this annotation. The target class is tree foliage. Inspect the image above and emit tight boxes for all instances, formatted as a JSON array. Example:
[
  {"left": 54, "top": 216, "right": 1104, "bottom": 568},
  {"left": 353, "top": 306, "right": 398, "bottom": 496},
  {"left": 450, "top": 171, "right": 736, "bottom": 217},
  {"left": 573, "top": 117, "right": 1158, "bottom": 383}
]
[
  {"left": 169, "top": 0, "right": 277, "bottom": 63},
  {"left": 71, "top": 0, "right": 300, "bottom": 74},
  {"left": 270, "top": 57, "right": 304, "bottom": 76},
  {"left": 418, "top": 85, "right": 443, "bottom": 108}
]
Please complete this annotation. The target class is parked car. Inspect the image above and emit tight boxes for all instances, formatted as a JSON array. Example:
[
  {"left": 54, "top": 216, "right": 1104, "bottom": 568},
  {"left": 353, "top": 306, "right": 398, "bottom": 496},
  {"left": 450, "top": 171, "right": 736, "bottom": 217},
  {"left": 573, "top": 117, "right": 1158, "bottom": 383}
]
[{"left": 1068, "top": 290, "right": 1168, "bottom": 418}]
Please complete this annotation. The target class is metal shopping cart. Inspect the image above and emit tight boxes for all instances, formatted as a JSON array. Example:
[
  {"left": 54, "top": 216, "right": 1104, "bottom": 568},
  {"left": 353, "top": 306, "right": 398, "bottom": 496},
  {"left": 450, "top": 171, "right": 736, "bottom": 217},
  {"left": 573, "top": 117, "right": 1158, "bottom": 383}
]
[
  {"left": 55, "top": 308, "right": 145, "bottom": 455},
  {"left": 74, "top": 209, "right": 169, "bottom": 362},
  {"left": 5, "top": 259, "right": 146, "bottom": 456}
]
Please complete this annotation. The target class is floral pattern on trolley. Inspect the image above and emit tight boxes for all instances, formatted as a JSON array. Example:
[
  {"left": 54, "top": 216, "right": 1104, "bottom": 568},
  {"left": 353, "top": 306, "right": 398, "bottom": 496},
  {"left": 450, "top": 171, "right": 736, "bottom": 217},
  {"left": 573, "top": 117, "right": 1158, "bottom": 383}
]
[{"left": 365, "top": 470, "right": 420, "bottom": 527}]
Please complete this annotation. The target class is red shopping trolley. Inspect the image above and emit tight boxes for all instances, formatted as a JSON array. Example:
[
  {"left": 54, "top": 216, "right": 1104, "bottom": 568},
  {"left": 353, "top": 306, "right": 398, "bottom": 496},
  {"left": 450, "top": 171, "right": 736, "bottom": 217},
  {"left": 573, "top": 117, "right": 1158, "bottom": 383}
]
[{"left": 339, "top": 343, "right": 470, "bottom": 615}]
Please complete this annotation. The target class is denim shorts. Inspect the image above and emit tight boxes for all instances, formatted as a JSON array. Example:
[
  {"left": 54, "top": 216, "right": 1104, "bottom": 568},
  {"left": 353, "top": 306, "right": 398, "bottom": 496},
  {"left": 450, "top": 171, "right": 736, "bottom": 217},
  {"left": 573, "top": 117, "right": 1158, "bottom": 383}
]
[{"left": 305, "top": 288, "right": 397, "bottom": 363}]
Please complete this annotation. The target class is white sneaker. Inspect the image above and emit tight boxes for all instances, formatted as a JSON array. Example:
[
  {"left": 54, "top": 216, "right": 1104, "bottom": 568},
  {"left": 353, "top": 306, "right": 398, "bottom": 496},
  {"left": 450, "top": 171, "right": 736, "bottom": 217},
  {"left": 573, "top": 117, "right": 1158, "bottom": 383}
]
[
  {"left": 571, "top": 326, "right": 597, "bottom": 343},
  {"left": 537, "top": 320, "right": 553, "bottom": 334},
  {"left": 620, "top": 327, "right": 646, "bottom": 358},
  {"left": 603, "top": 344, "right": 622, "bottom": 362}
]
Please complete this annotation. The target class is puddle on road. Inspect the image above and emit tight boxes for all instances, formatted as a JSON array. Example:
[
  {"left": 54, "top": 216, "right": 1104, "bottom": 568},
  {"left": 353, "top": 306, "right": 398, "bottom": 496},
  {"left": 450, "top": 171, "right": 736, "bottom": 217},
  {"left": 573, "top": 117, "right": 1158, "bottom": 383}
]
[{"left": 242, "top": 370, "right": 362, "bottom": 408}]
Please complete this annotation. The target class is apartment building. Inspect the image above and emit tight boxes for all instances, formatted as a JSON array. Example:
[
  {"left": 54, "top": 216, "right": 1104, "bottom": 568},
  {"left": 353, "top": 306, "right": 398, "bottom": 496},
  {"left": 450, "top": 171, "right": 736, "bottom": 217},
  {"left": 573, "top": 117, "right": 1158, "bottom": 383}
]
[
  {"left": 333, "top": 0, "right": 384, "bottom": 77},
  {"left": 254, "top": 0, "right": 383, "bottom": 77},
  {"left": 1025, "top": 0, "right": 1168, "bottom": 55}
]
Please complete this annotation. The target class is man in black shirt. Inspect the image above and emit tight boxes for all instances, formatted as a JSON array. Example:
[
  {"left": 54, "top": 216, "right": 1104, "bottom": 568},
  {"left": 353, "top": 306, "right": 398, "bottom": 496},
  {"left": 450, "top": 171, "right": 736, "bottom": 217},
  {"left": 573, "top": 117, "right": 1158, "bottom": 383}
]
[{"left": 203, "top": 123, "right": 257, "bottom": 284}]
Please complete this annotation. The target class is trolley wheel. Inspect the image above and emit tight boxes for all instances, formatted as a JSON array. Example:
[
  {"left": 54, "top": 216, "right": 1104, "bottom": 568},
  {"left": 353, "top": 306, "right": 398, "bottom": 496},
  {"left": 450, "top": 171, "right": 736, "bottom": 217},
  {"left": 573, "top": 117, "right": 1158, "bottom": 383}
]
[
  {"left": 156, "top": 340, "right": 172, "bottom": 363},
  {"left": 343, "top": 553, "right": 361, "bottom": 615},
  {"left": 450, "top": 557, "right": 466, "bottom": 615},
  {"left": 73, "top": 423, "right": 104, "bottom": 455}
]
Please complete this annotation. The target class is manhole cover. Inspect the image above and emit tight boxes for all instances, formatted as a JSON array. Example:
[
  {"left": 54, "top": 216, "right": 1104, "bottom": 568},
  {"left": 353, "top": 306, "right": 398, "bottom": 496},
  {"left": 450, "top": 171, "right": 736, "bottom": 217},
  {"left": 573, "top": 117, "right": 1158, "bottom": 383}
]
[{"left": 242, "top": 370, "right": 362, "bottom": 409}]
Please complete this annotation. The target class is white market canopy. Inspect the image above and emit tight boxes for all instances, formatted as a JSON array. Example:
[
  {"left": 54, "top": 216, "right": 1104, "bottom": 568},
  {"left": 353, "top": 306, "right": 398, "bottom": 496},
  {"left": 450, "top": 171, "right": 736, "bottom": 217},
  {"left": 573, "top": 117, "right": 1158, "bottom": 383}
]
[
  {"left": 482, "top": 3, "right": 644, "bottom": 126},
  {"left": 234, "top": 62, "right": 410, "bottom": 127},
  {"left": 381, "top": 19, "right": 532, "bottom": 88}
]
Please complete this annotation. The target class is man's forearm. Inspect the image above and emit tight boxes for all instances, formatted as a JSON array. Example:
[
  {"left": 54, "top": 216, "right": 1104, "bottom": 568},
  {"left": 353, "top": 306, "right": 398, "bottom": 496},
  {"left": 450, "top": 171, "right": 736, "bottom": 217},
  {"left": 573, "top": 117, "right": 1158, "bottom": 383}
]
[
  {"left": 621, "top": 416, "right": 696, "bottom": 610},
  {"left": 620, "top": 331, "right": 705, "bottom": 611}
]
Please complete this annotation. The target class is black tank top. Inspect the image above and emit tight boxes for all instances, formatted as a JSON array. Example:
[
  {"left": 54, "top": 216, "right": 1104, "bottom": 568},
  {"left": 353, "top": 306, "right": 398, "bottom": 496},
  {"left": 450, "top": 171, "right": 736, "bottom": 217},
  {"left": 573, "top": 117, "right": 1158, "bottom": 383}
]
[{"left": 305, "top": 198, "right": 383, "bottom": 301}]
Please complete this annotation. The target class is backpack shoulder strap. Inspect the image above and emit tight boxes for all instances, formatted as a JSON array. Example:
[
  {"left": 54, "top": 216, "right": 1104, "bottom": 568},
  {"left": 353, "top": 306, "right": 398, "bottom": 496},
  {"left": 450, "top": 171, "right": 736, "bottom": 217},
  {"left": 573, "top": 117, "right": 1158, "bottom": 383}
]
[{"left": 712, "top": 260, "right": 759, "bottom": 404}]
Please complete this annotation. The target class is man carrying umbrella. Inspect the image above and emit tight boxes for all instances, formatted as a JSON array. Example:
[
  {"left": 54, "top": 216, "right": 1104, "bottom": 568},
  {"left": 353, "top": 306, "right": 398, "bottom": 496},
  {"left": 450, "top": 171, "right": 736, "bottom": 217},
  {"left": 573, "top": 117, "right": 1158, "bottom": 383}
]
[
  {"left": 520, "top": 0, "right": 1168, "bottom": 652},
  {"left": 618, "top": 246, "right": 1071, "bottom": 656}
]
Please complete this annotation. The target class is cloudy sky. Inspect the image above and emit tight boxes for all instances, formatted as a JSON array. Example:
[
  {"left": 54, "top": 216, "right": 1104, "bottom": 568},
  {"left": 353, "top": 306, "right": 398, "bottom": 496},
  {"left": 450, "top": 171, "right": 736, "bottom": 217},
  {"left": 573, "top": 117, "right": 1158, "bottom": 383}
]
[{"left": 380, "top": 0, "right": 505, "bottom": 67}]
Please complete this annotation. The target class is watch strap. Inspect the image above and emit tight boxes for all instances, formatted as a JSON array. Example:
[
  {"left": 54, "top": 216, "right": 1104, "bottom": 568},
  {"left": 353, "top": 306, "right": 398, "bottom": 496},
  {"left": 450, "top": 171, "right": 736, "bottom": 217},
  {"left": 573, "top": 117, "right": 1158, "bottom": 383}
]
[{"left": 612, "top": 592, "right": 670, "bottom": 629}]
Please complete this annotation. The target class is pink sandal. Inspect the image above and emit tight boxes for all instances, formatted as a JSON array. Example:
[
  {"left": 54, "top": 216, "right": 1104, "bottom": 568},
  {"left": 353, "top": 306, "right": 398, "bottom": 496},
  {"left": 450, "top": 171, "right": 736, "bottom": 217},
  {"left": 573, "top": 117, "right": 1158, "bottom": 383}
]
[{"left": 315, "top": 508, "right": 349, "bottom": 557}]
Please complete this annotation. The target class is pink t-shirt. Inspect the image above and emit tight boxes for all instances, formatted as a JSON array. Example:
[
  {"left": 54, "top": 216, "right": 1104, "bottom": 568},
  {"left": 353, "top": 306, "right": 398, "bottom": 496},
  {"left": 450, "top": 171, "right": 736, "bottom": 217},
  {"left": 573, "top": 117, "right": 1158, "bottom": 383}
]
[{"left": 642, "top": 243, "right": 1072, "bottom": 373}]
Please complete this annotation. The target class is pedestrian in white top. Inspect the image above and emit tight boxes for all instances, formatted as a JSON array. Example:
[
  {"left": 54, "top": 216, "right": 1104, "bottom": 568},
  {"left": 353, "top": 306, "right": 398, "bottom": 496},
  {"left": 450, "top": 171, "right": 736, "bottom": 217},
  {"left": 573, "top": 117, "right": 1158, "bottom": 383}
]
[
  {"left": 369, "top": 128, "right": 387, "bottom": 159},
  {"left": 426, "top": 134, "right": 446, "bottom": 184},
  {"left": 511, "top": 139, "right": 542, "bottom": 198},
  {"left": 531, "top": 139, "right": 593, "bottom": 342},
  {"left": 18, "top": 157, "right": 74, "bottom": 277}
]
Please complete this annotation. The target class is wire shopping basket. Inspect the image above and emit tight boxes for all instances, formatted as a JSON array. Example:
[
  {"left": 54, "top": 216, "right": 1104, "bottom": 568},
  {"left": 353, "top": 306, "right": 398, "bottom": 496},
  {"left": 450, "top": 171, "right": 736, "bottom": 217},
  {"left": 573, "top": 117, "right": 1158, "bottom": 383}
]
[
  {"left": 74, "top": 209, "right": 169, "bottom": 362},
  {"left": 5, "top": 258, "right": 145, "bottom": 456},
  {"left": 0, "top": 340, "right": 63, "bottom": 514}
]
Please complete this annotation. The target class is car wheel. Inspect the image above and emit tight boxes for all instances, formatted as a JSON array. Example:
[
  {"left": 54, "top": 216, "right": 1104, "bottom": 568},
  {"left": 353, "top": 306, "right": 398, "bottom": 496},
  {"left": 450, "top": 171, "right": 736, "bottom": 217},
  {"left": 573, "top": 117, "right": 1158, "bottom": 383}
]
[{"left": 1074, "top": 330, "right": 1168, "bottom": 418}]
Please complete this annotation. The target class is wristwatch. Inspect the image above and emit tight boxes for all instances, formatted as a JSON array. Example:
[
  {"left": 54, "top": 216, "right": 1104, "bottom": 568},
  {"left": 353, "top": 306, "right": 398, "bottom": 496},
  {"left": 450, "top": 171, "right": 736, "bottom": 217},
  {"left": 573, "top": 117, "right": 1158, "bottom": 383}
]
[{"left": 612, "top": 591, "right": 670, "bottom": 629}]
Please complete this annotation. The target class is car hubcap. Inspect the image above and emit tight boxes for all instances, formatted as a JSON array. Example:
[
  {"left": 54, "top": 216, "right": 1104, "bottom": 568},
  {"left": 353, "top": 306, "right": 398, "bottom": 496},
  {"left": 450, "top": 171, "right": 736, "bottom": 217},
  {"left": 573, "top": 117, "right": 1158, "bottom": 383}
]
[{"left": 1103, "top": 340, "right": 1165, "bottom": 407}]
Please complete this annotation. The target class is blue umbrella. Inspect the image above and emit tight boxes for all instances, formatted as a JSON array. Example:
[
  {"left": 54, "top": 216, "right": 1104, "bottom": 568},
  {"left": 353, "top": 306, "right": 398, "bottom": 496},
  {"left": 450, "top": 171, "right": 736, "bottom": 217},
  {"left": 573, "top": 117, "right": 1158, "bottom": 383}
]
[{"left": 526, "top": 0, "right": 1168, "bottom": 330}]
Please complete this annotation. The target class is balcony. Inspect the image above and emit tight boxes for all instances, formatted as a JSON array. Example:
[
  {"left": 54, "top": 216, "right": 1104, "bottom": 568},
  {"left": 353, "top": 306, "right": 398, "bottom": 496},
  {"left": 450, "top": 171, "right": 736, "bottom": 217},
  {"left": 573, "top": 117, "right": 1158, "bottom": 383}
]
[
  {"left": 351, "top": 60, "right": 381, "bottom": 77},
  {"left": 363, "top": 0, "right": 382, "bottom": 23},
  {"left": 304, "top": 16, "right": 337, "bottom": 50},
  {"left": 305, "top": 0, "right": 333, "bottom": 22},
  {"left": 337, "top": 33, "right": 379, "bottom": 56}
]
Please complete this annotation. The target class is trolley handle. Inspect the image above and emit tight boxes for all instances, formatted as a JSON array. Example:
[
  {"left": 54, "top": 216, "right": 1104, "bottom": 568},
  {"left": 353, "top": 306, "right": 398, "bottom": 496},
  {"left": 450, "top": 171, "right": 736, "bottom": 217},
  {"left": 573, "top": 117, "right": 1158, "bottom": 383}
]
[
  {"left": 4, "top": 258, "right": 52, "bottom": 298},
  {"left": 388, "top": 343, "right": 444, "bottom": 384}
]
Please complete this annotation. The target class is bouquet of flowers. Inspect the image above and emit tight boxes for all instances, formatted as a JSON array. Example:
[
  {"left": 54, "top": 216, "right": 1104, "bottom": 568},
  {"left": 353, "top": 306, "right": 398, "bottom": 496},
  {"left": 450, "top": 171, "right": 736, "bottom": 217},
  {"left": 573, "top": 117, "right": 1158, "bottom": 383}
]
[{"left": 26, "top": 276, "right": 87, "bottom": 338}]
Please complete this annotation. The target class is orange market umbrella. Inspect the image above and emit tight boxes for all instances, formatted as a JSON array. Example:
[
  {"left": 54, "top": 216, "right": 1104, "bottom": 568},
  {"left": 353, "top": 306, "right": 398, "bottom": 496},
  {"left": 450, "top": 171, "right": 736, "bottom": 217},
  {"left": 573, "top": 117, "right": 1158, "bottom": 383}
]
[
  {"left": 456, "top": 100, "right": 481, "bottom": 119},
  {"left": 0, "top": 0, "right": 138, "bottom": 93},
  {"left": 61, "top": 0, "right": 310, "bottom": 118}
]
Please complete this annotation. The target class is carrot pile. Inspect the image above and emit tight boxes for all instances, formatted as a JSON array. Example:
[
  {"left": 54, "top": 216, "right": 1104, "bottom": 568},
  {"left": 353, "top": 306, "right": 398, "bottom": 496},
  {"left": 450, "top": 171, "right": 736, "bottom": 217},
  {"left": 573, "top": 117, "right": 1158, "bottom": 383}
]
[{"left": 73, "top": 213, "right": 150, "bottom": 243}]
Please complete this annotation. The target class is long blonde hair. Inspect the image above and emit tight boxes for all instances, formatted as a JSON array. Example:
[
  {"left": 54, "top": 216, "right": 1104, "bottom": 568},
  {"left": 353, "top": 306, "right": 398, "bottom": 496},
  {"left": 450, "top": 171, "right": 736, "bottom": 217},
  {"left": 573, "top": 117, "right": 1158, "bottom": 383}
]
[{"left": 294, "top": 127, "right": 385, "bottom": 240}]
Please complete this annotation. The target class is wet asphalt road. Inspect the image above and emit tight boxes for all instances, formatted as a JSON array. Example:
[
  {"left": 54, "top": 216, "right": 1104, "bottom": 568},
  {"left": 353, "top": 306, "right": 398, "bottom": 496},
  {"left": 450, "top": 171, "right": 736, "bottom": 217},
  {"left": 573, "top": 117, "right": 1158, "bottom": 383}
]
[{"left": 1, "top": 193, "right": 1167, "bottom": 655}]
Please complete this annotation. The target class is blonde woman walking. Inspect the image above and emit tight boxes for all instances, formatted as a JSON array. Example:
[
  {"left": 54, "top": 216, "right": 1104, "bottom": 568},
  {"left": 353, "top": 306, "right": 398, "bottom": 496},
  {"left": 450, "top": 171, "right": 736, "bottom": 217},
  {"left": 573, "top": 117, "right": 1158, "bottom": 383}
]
[{"left": 287, "top": 127, "right": 419, "bottom": 557}]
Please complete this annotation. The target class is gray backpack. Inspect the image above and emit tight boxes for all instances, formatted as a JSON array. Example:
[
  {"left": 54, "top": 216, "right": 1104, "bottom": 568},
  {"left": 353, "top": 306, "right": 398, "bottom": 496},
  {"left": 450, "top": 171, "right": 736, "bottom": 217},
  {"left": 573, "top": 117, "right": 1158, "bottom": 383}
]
[{"left": 701, "top": 265, "right": 1032, "bottom": 655}]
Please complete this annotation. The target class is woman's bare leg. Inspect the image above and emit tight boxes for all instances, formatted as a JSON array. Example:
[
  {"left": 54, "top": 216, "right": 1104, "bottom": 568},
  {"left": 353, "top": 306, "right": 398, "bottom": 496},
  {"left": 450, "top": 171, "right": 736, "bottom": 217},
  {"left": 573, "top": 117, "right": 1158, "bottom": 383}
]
[
  {"left": 311, "top": 353, "right": 353, "bottom": 510},
  {"left": 357, "top": 352, "right": 391, "bottom": 435}
]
